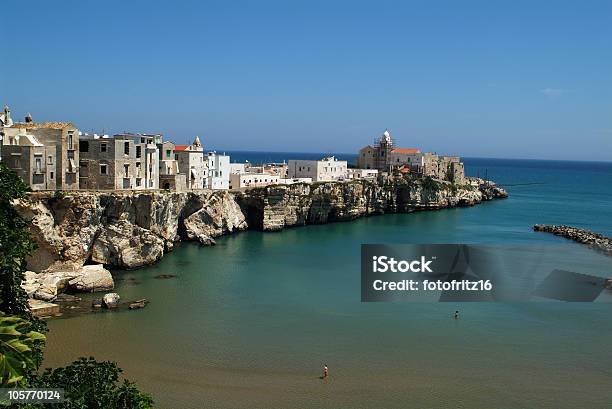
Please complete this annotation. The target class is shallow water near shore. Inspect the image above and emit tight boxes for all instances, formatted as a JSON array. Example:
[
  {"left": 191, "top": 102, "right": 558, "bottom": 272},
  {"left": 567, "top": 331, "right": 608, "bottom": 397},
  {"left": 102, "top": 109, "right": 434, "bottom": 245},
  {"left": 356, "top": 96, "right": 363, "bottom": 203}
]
[{"left": 43, "top": 158, "right": 612, "bottom": 409}]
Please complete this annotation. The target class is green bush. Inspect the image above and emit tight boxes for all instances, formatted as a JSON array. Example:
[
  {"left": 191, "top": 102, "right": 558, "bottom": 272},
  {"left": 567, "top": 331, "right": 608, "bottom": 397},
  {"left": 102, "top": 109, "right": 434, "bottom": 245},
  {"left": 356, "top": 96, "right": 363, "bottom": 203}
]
[{"left": 28, "top": 357, "right": 153, "bottom": 409}]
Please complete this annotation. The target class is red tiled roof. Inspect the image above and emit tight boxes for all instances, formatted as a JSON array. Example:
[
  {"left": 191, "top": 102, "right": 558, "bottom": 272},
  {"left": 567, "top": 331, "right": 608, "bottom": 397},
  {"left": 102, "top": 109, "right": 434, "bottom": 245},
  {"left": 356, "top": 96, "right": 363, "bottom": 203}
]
[
  {"left": 399, "top": 166, "right": 411, "bottom": 174},
  {"left": 391, "top": 148, "right": 420, "bottom": 154},
  {"left": 174, "top": 145, "right": 189, "bottom": 151}
]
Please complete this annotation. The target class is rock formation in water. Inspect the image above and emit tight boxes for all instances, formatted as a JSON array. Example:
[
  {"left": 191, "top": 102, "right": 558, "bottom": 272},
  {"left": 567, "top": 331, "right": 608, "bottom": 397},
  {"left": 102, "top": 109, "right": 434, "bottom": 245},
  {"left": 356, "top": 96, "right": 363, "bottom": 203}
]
[
  {"left": 15, "top": 176, "right": 507, "bottom": 272},
  {"left": 533, "top": 224, "right": 612, "bottom": 256}
]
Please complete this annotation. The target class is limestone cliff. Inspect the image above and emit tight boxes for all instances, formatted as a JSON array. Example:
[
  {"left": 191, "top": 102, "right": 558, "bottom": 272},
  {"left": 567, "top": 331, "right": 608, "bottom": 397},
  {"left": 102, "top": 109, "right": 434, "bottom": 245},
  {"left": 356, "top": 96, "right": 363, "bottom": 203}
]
[
  {"left": 16, "top": 176, "right": 506, "bottom": 271},
  {"left": 235, "top": 176, "right": 505, "bottom": 231}
]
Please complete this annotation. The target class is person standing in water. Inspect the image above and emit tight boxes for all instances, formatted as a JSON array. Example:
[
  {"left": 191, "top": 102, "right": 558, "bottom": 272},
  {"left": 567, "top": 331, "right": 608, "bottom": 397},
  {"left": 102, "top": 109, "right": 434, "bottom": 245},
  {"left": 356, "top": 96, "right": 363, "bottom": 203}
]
[{"left": 323, "top": 364, "right": 329, "bottom": 379}]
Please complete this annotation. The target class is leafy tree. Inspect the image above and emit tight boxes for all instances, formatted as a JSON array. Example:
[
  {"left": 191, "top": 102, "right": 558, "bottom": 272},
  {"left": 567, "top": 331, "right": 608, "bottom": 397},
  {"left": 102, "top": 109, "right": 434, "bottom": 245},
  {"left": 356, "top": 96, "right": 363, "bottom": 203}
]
[
  {"left": 0, "top": 313, "right": 45, "bottom": 386},
  {"left": 29, "top": 357, "right": 153, "bottom": 409},
  {"left": 0, "top": 162, "right": 37, "bottom": 319}
]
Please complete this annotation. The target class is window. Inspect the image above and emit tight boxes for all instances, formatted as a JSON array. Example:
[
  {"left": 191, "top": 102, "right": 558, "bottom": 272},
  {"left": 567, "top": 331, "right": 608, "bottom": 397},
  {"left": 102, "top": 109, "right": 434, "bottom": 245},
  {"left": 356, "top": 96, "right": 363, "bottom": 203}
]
[
  {"left": 50, "top": 171, "right": 54, "bottom": 179},
  {"left": 100, "top": 143, "right": 107, "bottom": 153},
  {"left": 166, "top": 150, "right": 171, "bottom": 159},
  {"left": 136, "top": 146, "right": 142, "bottom": 158},
  {"left": 174, "top": 154, "right": 178, "bottom": 160},
  {"left": 124, "top": 164, "right": 130, "bottom": 175},
  {"left": 124, "top": 142, "right": 130, "bottom": 155},
  {"left": 48, "top": 155, "right": 53, "bottom": 164},
  {"left": 79, "top": 141, "right": 89, "bottom": 152},
  {"left": 67, "top": 132, "right": 74, "bottom": 150},
  {"left": 100, "top": 164, "right": 108, "bottom": 175},
  {"left": 136, "top": 178, "right": 142, "bottom": 187},
  {"left": 141, "top": 138, "right": 145, "bottom": 143},
  {"left": 35, "top": 157, "right": 42, "bottom": 173}
]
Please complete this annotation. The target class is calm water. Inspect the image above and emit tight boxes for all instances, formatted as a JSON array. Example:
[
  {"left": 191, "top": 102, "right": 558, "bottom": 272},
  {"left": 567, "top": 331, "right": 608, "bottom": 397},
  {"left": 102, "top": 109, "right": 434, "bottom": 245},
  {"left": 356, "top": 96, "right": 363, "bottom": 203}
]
[{"left": 44, "top": 157, "right": 612, "bottom": 409}]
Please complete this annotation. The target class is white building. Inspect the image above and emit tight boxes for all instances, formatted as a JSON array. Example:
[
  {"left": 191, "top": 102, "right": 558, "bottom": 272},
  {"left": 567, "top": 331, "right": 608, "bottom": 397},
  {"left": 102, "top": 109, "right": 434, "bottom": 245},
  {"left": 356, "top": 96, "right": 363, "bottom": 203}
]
[
  {"left": 206, "top": 151, "right": 230, "bottom": 190},
  {"left": 287, "top": 156, "right": 348, "bottom": 182},
  {"left": 229, "top": 172, "right": 279, "bottom": 189},
  {"left": 175, "top": 136, "right": 206, "bottom": 189},
  {"left": 347, "top": 168, "right": 378, "bottom": 180}
]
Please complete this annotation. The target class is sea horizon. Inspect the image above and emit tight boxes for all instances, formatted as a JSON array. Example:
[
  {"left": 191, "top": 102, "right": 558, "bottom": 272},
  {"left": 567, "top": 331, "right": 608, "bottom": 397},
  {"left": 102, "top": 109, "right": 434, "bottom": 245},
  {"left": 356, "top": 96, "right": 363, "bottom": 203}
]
[{"left": 213, "top": 149, "right": 612, "bottom": 165}]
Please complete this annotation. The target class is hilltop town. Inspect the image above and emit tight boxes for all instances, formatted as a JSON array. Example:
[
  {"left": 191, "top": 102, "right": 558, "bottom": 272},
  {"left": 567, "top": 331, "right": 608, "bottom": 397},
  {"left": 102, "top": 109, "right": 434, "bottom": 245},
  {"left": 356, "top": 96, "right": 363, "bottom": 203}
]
[{"left": 0, "top": 105, "right": 468, "bottom": 191}]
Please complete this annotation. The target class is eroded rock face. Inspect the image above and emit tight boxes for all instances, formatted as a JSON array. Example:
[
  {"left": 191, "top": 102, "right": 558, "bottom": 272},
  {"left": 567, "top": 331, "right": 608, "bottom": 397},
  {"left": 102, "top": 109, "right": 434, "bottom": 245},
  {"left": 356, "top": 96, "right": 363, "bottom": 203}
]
[
  {"left": 182, "top": 192, "right": 248, "bottom": 245},
  {"left": 91, "top": 221, "right": 166, "bottom": 269},
  {"left": 18, "top": 191, "right": 246, "bottom": 271},
  {"left": 18, "top": 176, "right": 506, "bottom": 272},
  {"left": 236, "top": 177, "right": 488, "bottom": 231}
]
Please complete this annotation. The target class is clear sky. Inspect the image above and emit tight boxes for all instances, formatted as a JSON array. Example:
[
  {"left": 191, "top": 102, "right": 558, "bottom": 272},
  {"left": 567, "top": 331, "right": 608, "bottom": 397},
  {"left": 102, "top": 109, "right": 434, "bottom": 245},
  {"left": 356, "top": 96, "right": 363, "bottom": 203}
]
[{"left": 2, "top": 0, "right": 611, "bottom": 161}]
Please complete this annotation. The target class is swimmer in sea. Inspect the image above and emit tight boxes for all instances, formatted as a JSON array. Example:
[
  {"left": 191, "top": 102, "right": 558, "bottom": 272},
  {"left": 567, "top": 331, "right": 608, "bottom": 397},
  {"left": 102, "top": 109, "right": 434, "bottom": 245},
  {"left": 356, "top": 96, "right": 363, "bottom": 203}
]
[
  {"left": 323, "top": 364, "right": 329, "bottom": 379},
  {"left": 454, "top": 310, "right": 459, "bottom": 319}
]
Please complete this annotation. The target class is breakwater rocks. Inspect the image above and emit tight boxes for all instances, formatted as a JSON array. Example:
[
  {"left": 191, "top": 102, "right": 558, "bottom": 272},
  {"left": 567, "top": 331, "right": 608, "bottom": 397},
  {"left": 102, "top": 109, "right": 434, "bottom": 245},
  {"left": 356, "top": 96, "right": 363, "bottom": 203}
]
[
  {"left": 533, "top": 224, "right": 612, "bottom": 256},
  {"left": 16, "top": 176, "right": 507, "bottom": 271}
]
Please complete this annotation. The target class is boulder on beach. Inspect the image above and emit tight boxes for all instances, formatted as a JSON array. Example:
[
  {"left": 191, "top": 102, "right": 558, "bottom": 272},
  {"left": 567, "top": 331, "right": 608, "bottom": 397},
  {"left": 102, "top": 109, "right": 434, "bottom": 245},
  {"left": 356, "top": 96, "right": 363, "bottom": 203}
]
[
  {"left": 68, "top": 265, "right": 114, "bottom": 292},
  {"left": 22, "top": 264, "right": 114, "bottom": 303},
  {"left": 102, "top": 293, "right": 120, "bottom": 309}
]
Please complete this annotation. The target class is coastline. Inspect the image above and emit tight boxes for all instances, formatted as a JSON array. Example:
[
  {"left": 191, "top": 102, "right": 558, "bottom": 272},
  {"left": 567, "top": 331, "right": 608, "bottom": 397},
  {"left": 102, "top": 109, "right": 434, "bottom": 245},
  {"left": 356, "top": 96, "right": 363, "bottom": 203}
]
[{"left": 17, "top": 175, "right": 507, "bottom": 274}]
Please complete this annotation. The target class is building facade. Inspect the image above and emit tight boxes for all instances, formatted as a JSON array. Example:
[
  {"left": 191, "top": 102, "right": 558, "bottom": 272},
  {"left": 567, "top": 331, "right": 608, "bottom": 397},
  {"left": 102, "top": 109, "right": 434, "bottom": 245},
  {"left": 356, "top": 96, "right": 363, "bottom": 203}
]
[
  {"left": 175, "top": 137, "right": 206, "bottom": 190},
  {"left": 356, "top": 129, "right": 465, "bottom": 183},
  {"left": 287, "top": 156, "right": 348, "bottom": 182},
  {"left": 229, "top": 172, "right": 279, "bottom": 189},
  {"left": 1, "top": 130, "right": 57, "bottom": 191},
  {"left": 158, "top": 141, "right": 187, "bottom": 191},
  {"left": 5, "top": 121, "right": 79, "bottom": 190},
  {"left": 357, "top": 129, "right": 422, "bottom": 172},
  {"left": 78, "top": 133, "right": 159, "bottom": 190},
  {"left": 205, "top": 152, "right": 230, "bottom": 190}
]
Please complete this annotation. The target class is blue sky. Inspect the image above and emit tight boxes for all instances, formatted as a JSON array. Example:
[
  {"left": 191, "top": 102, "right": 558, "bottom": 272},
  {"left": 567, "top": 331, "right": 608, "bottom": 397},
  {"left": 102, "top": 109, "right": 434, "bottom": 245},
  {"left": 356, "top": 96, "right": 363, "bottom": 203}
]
[{"left": 2, "top": 0, "right": 611, "bottom": 160}]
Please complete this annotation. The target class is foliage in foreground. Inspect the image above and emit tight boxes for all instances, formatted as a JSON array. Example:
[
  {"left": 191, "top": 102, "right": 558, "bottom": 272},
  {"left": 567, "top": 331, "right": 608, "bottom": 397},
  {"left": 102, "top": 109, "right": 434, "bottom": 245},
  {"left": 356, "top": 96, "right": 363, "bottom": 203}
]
[
  {"left": 0, "top": 163, "right": 46, "bottom": 378},
  {"left": 26, "top": 357, "right": 153, "bottom": 409},
  {"left": 0, "top": 162, "right": 38, "bottom": 320},
  {"left": 0, "top": 165, "right": 153, "bottom": 407},
  {"left": 0, "top": 314, "right": 46, "bottom": 387}
]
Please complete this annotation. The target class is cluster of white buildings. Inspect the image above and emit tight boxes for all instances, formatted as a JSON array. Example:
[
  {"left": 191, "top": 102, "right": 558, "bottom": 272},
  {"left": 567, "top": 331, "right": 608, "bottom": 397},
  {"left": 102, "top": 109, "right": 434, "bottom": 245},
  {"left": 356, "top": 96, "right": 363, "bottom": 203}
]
[{"left": 1, "top": 105, "right": 462, "bottom": 192}]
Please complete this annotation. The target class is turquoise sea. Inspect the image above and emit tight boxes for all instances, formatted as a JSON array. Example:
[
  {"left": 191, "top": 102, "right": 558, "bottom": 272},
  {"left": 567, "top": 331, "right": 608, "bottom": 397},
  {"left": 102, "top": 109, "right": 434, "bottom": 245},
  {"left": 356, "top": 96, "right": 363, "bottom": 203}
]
[{"left": 44, "top": 156, "right": 612, "bottom": 409}]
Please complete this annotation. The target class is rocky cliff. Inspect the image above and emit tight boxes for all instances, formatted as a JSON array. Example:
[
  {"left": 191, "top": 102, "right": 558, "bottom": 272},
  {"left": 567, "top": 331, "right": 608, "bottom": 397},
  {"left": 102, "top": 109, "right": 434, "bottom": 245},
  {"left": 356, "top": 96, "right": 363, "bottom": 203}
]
[{"left": 16, "top": 176, "right": 506, "bottom": 272}]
